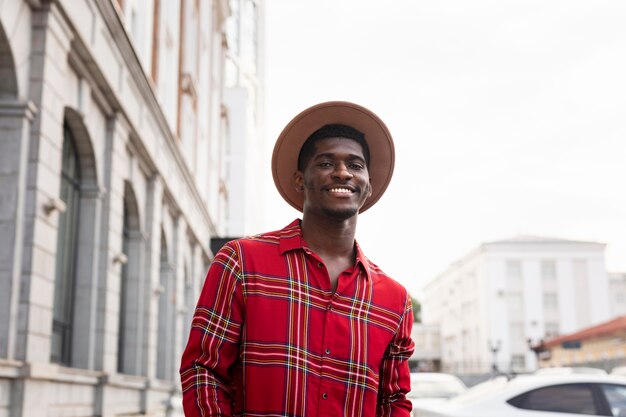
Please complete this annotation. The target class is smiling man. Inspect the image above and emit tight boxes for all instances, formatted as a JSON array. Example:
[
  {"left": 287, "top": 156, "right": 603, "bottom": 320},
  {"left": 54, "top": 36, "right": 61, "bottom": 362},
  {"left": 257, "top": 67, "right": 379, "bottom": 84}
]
[{"left": 180, "top": 101, "right": 415, "bottom": 417}]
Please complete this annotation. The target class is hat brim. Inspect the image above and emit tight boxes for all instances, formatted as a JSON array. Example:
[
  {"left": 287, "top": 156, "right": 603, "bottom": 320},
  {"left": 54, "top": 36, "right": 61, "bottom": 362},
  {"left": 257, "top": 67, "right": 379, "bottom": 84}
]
[{"left": 272, "top": 101, "right": 395, "bottom": 213}]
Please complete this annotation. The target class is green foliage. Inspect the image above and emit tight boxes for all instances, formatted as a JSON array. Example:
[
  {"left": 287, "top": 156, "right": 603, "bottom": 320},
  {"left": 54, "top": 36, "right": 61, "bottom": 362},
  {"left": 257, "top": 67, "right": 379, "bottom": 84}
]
[{"left": 410, "top": 295, "right": 421, "bottom": 323}]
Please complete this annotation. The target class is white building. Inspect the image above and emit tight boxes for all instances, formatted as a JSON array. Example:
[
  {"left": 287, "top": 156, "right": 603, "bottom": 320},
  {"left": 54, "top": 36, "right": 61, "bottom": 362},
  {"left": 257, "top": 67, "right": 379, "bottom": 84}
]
[
  {"left": 223, "top": 0, "right": 265, "bottom": 237},
  {"left": 0, "top": 0, "right": 262, "bottom": 415},
  {"left": 409, "top": 323, "right": 441, "bottom": 372},
  {"left": 421, "top": 236, "right": 611, "bottom": 374},
  {"left": 609, "top": 273, "right": 626, "bottom": 318}
]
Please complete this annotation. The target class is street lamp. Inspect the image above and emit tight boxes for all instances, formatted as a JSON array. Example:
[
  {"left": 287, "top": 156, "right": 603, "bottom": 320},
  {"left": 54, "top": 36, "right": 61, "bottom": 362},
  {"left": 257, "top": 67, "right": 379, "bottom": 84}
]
[
  {"left": 527, "top": 338, "right": 546, "bottom": 371},
  {"left": 488, "top": 340, "right": 501, "bottom": 375}
]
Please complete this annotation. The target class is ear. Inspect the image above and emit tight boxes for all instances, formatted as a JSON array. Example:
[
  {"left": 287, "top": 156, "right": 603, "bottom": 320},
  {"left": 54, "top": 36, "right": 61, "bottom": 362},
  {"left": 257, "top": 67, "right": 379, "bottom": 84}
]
[
  {"left": 294, "top": 170, "right": 305, "bottom": 192},
  {"left": 366, "top": 178, "right": 373, "bottom": 198}
]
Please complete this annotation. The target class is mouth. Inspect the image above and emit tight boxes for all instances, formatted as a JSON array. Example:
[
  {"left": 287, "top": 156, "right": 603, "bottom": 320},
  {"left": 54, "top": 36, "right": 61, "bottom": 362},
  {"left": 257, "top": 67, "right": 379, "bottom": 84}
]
[{"left": 326, "top": 186, "right": 356, "bottom": 195}]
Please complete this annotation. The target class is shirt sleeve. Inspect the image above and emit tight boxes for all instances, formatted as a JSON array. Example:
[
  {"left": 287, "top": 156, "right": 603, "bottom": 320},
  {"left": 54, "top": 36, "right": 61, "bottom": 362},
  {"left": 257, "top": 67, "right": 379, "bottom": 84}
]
[
  {"left": 180, "top": 242, "right": 245, "bottom": 417},
  {"left": 376, "top": 293, "right": 415, "bottom": 417}
]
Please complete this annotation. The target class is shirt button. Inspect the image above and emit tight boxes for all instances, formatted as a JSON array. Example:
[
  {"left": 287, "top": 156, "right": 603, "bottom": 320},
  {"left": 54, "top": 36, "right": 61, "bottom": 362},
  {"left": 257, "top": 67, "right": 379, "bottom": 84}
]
[
  {"left": 322, "top": 392, "right": 328, "bottom": 399},
  {"left": 325, "top": 348, "right": 331, "bottom": 354}
]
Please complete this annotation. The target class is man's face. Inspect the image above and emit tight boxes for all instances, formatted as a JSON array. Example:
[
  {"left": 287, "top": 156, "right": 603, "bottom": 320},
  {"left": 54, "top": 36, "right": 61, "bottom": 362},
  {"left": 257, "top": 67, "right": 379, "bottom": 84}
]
[{"left": 295, "top": 137, "right": 372, "bottom": 220}]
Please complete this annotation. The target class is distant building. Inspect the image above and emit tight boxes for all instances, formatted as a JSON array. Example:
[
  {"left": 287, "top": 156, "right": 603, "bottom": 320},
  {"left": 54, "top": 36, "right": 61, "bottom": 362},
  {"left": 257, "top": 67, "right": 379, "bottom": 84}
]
[
  {"left": 534, "top": 315, "right": 626, "bottom": 371},
  {"left": 223, "top": 0, "right": 266, "bottom": 236},
  {"left": 421, "top": 236, "right": 611, "bottom": 374},
  {"left": 409, "top": 323, "right": 441, "bottom": 372},
  {"left": 0, "top": 1, "right": 262, "bottom": 416}
]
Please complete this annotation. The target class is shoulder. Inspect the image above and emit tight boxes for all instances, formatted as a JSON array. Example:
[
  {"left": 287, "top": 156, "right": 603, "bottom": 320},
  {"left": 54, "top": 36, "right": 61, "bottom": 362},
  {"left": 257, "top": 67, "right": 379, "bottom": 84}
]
[
  {"left": 215, "top": 227, "right": 286, "bottom": 259},
  {"left": 369, "top": 262, "right": 407, "bottom": 292},
  {"left": 220, "top": 220, "right": 301, "bottom": 254},
  {"left": 365, "top": 258, "right": 411, "bottom": 307}
]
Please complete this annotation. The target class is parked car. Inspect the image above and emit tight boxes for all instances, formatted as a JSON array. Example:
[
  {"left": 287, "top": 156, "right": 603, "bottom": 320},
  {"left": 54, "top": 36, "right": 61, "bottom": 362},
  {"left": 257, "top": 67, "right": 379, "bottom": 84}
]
[
  {"left": 408, "top": 372, "right": 468, "bottom": 416},
  {"left": 612, "top": 367, "right": 626, "bottom": 376},
  {"left": 534, "top": 366, "right": 607, "bottom": 375},
  {"left": 412, "top": 373, "right": 626, "bottom": 417}
]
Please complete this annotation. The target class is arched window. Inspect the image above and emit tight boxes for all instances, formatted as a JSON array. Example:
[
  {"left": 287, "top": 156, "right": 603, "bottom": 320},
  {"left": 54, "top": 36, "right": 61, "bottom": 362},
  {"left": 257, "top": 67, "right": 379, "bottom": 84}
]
[
  {"left": 117, "top": 198, "right": 131, "bottom": 372},
  {"left": 51, "top": 124, "right": 82, "bottom": 365},
  {"left": 117, "top": 183, "right": 143, "bottom": 375},
  {"left": 157, "top": 232, "right": 174, "bottom": 380}
]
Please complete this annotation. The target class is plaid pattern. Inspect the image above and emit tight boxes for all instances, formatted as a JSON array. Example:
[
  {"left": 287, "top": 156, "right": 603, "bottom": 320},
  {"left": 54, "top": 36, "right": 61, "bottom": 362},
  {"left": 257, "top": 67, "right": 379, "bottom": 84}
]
[{"left": 180, "top": 220, "right": 415, "bottom": 417}]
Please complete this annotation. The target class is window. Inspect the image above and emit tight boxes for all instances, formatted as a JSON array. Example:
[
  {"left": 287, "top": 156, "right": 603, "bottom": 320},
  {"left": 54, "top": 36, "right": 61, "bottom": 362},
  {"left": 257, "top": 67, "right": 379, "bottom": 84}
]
[
  {"left": 117, "top": 183, "right": 143, "bottom": 375},
  {"left": 117, "top": 199, "right": 130, "bottom": 373},
  {"left": 508, "top": 384, "right": 598, "bottom": 415},
  {"left": 51, "top": 124, "right": 82, "bottom": 365},
  {"left": 602, "top": 384, "right": 626, "bottom": 417},
  {"left": 510, "top": 354, "right": 526, "bottom": 371},
  {"left": 541, "top": 260, "right": 556, "bottom": 281},
  {"left": 506, "top": 260, "right": 523, "bottom": 291},
  {"left": 543, "top": 293, "right": 558, "bottom": 310},
  {"left": 156, "top": 233, "right": 174, "bottom": 380},
  {"left": 507, "top": 293, "right": 524, "bottom": 319},
  {"left": 545, "top": 322, "right": 560, "bottom": 338}
]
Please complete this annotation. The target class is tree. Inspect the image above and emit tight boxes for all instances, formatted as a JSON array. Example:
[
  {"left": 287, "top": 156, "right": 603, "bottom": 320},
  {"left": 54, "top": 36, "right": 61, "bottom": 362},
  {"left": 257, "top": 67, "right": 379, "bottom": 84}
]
[{"left": 410, "top": 295, "right": 421, "bottom": 323}]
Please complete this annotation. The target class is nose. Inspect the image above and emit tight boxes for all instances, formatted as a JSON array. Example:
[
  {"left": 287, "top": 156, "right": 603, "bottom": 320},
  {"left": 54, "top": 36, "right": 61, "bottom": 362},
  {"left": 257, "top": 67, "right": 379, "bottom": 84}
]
[{"left": 332, "top": 162, "right": 353, "bottom": 181}]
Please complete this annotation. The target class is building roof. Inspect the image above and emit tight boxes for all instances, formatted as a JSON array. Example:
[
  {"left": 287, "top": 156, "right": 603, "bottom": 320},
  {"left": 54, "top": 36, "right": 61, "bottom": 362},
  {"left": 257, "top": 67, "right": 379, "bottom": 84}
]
[
  {"left": 542, "top": 315, "right": 626, "bottom": 349},
  {"left": 485, "top": 235, "right": 605, "bottom": 246}
]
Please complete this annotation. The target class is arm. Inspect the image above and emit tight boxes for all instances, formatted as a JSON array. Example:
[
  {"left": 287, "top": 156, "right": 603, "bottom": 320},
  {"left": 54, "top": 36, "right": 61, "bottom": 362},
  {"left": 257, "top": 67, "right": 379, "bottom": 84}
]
[
  {"left": 376, "top": 293, "right": 415, "bottom": 417},
  {"left": 180, "top": 243, "right": 245, "bottom": 417}
]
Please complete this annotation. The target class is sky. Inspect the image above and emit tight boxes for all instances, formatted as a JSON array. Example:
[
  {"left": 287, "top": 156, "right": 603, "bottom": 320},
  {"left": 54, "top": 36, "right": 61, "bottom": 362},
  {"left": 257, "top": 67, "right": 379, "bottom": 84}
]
[{"left": 260, "top": 0, "right": 626, "bottom": 298}]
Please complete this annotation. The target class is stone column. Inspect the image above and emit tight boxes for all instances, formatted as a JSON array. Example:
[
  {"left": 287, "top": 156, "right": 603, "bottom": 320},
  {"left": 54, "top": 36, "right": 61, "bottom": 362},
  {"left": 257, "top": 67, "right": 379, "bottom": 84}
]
[
  {"left": 94, "top": 113, "right": 126, "bottom": 373},
  {"left": 16, "top": 0, "right": 74, "bottom": 364},
  {"left": 0, "top": 99, "right": 36, "bottom": 360}
]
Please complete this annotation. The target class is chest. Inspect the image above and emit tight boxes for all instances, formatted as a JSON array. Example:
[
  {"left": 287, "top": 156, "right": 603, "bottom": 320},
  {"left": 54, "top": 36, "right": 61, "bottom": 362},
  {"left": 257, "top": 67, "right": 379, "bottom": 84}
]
[
  {"left": 319, "top": 255, "right": 353, "bottom": 292},
  {"left": 241, "top": 274, "right": 398, "bottom": 374}
]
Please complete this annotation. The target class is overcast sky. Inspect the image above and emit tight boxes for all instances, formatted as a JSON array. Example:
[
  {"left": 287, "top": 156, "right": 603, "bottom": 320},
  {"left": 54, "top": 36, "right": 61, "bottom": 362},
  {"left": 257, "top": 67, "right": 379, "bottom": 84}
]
[{"left": 260, "top": 0, "right": 626, "bottom": 298}]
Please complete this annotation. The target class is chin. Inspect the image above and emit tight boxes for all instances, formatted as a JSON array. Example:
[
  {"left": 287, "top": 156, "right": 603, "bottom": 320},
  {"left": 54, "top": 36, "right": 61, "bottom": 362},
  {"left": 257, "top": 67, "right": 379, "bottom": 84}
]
[{"left": 321, "top": 206, "right": 359, "bottom": 220}]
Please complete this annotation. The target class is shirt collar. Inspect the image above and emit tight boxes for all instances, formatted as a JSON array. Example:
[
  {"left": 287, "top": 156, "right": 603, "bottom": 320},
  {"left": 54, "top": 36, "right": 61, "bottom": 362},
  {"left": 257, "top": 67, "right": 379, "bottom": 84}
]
[{"left": 278, "top": 219, "right": 372, "bottom": 280}]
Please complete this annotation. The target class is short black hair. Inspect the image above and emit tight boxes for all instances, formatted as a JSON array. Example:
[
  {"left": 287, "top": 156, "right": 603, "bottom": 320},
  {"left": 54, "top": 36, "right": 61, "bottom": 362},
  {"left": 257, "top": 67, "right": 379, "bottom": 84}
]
[{"left": 297, "top": 124, "right": 370, "bottom": 171}]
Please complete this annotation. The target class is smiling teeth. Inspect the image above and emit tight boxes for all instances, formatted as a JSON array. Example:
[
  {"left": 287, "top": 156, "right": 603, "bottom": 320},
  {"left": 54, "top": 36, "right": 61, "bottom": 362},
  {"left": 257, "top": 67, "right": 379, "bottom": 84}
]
[{"left": 329, "top": 188, "right": 352, "bottom": 193}]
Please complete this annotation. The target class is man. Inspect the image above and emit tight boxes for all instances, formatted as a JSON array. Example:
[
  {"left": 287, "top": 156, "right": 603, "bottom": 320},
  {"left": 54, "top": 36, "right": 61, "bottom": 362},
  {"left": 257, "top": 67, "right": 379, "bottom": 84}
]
[{"left": 180, "top": 101, "right": 415, "bottom": 417}]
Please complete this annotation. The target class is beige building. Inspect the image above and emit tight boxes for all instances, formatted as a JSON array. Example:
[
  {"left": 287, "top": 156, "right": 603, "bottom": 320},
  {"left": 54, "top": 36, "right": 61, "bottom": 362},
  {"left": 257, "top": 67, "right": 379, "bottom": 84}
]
[
  {"left": 0, "top": 0, "right": 262, "bottom": 415},
  {"left": 535, "top": 315, "right": 626, "bottom": 371}
]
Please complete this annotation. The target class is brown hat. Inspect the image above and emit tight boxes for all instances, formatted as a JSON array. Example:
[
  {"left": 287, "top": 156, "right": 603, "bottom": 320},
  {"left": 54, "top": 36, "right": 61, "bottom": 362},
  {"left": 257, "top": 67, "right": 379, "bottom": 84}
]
[{"left": 272, "top": 101, "right": 395, "bottom": 213}]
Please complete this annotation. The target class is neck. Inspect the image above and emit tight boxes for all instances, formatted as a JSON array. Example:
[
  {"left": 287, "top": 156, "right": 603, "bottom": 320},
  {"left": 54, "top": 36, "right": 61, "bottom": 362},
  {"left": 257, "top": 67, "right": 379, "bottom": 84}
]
[{"left": 300, "top": 212, "right": 358, "bottom": 257}]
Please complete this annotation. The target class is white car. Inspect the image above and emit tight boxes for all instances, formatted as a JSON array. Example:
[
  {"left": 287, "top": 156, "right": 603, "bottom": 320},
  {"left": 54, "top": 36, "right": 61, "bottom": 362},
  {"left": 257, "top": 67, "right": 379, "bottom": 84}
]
[
  {"left": 612, "top": 367, "right": 626, "bottom": 376},
  {"left": 412, "top": 373, "right": 626, "bottom": 417},
  {"left": 534, "top": 367, "right": 607, "bottom": 376},
  {"left": 408, "top": 372, "right": 468, "bottom": 416},
  {"left": 408, "top": 372, "right": 468, "bottom": 405}
]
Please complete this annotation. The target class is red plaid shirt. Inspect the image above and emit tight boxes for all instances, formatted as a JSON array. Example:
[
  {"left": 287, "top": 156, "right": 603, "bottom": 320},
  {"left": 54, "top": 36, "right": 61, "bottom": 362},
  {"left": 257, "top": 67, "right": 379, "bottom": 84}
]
[{"left": 180, "top": 220, "right": 415, "bottom": 417}]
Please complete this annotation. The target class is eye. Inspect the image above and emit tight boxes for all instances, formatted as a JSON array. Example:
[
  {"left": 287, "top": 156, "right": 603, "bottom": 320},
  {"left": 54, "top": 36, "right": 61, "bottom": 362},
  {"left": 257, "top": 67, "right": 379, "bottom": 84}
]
[
  {"left": 318, "top": 161, "right": 333, "bottom": 168},
  {"left": 349, "top": 162, "right": 365, "bottom": 170}
]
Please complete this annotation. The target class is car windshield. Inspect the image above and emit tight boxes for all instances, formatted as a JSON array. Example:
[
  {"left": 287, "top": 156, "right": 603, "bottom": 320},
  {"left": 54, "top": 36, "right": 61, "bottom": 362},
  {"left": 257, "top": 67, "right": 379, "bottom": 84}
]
[
  {"left": 409, "top": 380, "right": 467, "bottom": 399},
  {"left": 447, "top": 376, "right": 510, "bottom": 405}
]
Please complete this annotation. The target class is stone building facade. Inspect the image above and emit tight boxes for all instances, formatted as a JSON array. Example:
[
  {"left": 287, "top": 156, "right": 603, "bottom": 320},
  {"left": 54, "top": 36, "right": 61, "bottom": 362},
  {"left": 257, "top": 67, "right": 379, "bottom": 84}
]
[{"left": 0, "top": 0, "right": 262, "bottom": 415}]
